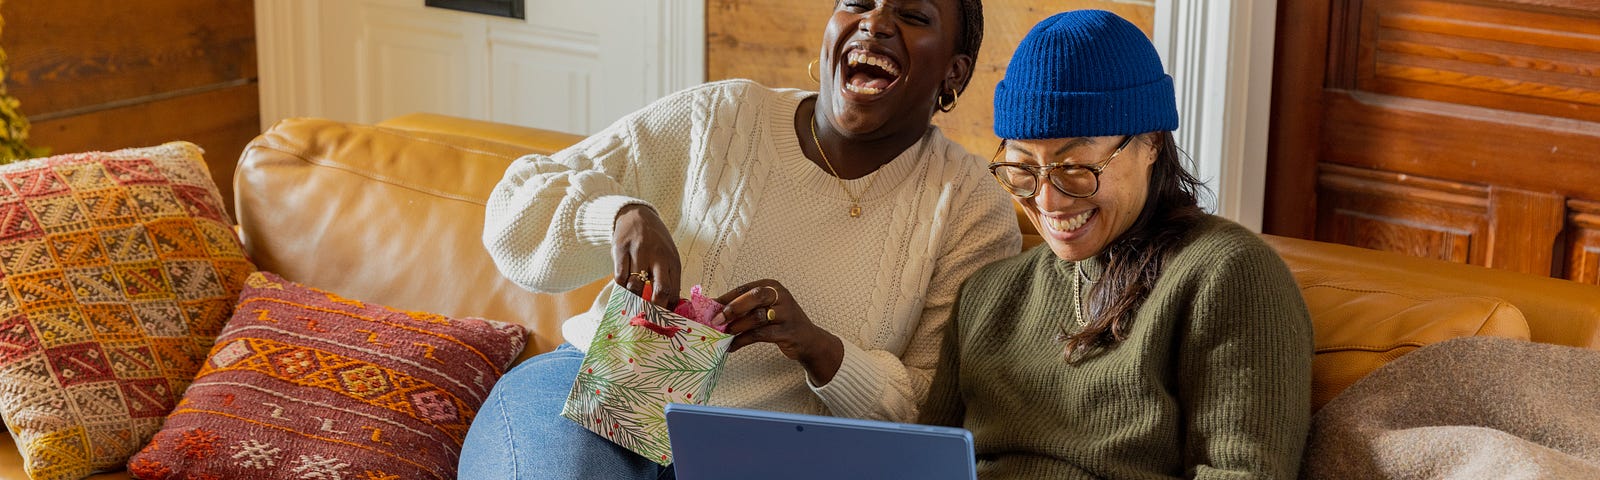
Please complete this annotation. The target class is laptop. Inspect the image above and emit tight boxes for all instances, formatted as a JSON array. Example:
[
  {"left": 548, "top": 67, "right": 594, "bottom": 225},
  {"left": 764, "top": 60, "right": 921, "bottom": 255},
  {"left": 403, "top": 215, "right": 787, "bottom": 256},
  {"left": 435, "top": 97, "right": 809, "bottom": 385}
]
[{"left": 664, "top": 403, "right": 976, "bottom": 480}]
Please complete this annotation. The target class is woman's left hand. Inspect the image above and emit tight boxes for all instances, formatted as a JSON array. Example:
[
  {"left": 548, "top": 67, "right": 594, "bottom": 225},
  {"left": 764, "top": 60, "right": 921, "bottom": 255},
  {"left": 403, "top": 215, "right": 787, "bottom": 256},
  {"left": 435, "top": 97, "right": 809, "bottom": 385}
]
[{"left": 716, "top": 280, "right": 846, "bottom": 385}]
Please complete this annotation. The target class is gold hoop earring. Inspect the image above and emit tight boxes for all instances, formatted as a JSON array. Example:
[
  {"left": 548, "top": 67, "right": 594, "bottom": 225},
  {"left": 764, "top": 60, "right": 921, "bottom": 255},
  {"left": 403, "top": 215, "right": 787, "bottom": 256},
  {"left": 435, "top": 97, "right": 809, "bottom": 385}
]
[
  {"left": 807, "top": 60, "right": 821, "bottom": 83},
  {"left": 937, "top": 88, "right": 960, "bottom": 112}
]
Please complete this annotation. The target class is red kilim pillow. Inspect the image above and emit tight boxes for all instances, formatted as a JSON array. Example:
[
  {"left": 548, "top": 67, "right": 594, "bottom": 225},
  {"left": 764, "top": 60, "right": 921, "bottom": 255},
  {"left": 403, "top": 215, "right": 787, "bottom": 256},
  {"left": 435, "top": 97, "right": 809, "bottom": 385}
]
[
  {"left": 0, "top": 142, "right": 256, "bottom": 480},
  {"left": 127, "top": 271, "right": 528, "bottom": 480}
]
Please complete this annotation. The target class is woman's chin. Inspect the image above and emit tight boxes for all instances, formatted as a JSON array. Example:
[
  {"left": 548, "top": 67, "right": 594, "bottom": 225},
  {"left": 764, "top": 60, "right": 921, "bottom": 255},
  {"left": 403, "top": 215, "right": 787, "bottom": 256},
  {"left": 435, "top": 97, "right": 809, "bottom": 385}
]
[
  {"left": 1046, "top": 241, "right": 1099, "bottom": 262},
  {"left": 1042, "top": 219, "right": 1101, "bottom": 261}
]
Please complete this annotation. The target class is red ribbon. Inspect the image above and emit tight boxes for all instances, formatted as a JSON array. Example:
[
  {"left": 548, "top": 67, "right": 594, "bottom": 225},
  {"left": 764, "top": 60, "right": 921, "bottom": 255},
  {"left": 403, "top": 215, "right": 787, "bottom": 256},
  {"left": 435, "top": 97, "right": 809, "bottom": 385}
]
[{"left": 629, "top": 312, "right": 681, "bottom": 338}]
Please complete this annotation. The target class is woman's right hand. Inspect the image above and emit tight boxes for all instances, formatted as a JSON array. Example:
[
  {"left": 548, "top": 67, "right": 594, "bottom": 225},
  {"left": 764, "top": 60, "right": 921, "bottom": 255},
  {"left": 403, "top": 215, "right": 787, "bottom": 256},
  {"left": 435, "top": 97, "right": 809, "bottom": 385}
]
[{"left": 612, "top": 204, "right": 681, "bottom": 308}]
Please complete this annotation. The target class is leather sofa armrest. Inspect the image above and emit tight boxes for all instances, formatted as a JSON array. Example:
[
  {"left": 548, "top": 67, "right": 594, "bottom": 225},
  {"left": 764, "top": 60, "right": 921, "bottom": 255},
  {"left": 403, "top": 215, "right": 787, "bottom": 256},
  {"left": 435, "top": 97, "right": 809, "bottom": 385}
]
[{"left": 1264, "top": 235, "right": 1600, "bottom": 349}]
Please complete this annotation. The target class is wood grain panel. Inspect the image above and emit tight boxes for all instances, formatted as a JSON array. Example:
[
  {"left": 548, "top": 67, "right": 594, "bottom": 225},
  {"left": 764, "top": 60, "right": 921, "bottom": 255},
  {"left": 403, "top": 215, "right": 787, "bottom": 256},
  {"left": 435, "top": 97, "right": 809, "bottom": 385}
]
[
  {"left": 1274, "top": 0, "right": 1600, "bottom": 280},
  {"left": 1486, "top": 187, "right": 1565, "bottom": 275},
  {"left": 1, "top": 0, "right": 257, "bottom": 117},
  {"left": 2, "top": 0, "right": 259, "bottom": 217},
  {"left": 27, "top": 84, "right": 260, "bottom": 218},
  {"left": 1566, "top": 199, "right": 1600, "bottom": 285},
  {"left": 1353, "top": 0, "right": 1600, "bottom": 121},
  {"left": 1264, "top": 0, "right": 1333, "bottom": 238},
  {"left": 1322, "top": 91, "right": 1600, "bottom": 200},
  {"left": 706, "top": 0, "right": 1154, "bottom": 156},
  {"left": 1316, "top": 163, "right": 1488, "bottom": 264}
]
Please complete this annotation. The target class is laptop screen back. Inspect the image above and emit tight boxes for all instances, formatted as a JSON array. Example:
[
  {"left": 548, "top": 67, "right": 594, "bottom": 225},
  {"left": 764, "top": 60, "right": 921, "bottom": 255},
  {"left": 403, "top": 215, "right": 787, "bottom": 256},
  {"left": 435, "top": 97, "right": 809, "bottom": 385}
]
[{"left": 665, "top": 403, "right": 976, "bottom": 480}]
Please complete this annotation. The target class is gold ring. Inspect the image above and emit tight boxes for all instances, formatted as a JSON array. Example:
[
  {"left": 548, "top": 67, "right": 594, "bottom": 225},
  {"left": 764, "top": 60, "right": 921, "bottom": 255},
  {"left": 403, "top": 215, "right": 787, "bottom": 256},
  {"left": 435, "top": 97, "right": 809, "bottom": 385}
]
[
  {"left": 629, "top": 270, "right": 651, "bottom": 282},
  {"left": 766, "top": 308, "right": 776, "bottom": 322},
  {"left": 760, "top": 285, "right": 780, "bottom": 304}
]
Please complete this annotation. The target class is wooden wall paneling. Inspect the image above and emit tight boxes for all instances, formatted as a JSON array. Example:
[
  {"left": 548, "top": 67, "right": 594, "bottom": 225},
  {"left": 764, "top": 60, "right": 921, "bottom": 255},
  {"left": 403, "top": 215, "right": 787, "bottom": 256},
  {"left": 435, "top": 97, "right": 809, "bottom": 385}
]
[
  {"left": 1354, "top": 0, "right": 1600, "bottom": 122},
  {"left": 1, "top": 0, "right": 258, "bottom": 216},
  {"left": 1316, "top": 163, "right": 1487, "bottom": 264},
  {"left": 3, "top": 0, "right": 257, "bottom": 115},
  {"left": 1485, "top": 187, "right": 1566, "bottom": 276},
  {"left": 1566, "top": 199, "right": 1600, "bottom": 285},
  {"left": 705, "top": 0, "right": 1155, "bottom": 157},
  {"left": 1275, "top": 0, "right": 1600, "bottom": 279},
  {"left": 1327, "top": 0, "right": 1366, "bottom": 89},
  {"left": 27, "top": 84, "right": 260, "bottom": 215},
  {"left": 1321, "top": 91, "right": 1600, "bottom": 201},
  {"left": 1264, "top": 0, "right": 1333, "bottom": 238}
]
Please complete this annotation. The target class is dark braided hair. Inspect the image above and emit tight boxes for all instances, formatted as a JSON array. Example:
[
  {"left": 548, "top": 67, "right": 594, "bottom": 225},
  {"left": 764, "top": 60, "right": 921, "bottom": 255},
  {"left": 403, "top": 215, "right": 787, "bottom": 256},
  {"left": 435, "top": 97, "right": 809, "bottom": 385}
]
[{"left": 953, "top": 0, "right": 984, "bottom": 94}]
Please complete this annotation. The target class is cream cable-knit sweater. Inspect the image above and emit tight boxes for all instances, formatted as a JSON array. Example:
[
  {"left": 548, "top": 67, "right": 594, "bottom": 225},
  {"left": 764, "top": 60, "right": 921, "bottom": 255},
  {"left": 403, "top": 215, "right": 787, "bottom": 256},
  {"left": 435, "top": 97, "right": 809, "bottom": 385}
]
[{"left": 483, "top": 79, "right": 1021, "bottom": 421}]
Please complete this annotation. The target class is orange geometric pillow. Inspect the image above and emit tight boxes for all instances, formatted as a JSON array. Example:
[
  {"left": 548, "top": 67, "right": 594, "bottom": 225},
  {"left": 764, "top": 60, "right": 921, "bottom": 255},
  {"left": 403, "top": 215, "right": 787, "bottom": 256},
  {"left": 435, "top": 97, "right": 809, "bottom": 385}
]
[
  {"left": 127, "top": 272, "right": 527, "bottom": 480},
  {"left": 0, "top": 142, "right": 257, "bottom": 480}
]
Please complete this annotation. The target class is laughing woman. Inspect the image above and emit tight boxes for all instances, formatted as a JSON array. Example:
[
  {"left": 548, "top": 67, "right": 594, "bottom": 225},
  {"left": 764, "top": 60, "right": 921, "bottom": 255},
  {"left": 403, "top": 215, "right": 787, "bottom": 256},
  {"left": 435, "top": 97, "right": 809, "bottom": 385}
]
[
  {"left": 459, "top": 1, "right": 1020, "bottom": 478},
  {"left": 919, "top": 10, "right": 1313, "bottom": 479}
]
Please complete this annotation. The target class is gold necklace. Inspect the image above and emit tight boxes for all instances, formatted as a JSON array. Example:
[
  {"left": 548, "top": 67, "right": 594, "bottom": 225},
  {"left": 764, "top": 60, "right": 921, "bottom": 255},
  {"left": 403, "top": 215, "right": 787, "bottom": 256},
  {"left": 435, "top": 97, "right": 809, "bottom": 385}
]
[{"left": 809, "top": 117, "right": 878, "bottom": 218}]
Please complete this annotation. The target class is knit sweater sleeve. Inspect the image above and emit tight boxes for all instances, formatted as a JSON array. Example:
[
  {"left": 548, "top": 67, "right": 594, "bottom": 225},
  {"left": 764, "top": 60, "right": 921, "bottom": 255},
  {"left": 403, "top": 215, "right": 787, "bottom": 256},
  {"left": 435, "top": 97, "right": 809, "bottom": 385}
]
[
  {"left": 812, "top": 166, "right": 1022, "bottom": 422},
  {"left": 1176, "top": 230, "right": 1314, "bottom": 479},
  {"left": 481, "top": 87, "right": 707, "bottom": 294},
  {"left": 917, "top": 283, "right": 967, "bottom": 428}
]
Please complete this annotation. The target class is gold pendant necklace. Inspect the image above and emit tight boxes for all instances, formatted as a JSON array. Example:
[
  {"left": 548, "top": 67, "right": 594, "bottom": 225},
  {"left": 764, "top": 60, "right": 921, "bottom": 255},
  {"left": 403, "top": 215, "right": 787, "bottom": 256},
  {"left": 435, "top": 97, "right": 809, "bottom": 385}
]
[{"left": 810, "top": 117, "right": 878, "bottom": 218}]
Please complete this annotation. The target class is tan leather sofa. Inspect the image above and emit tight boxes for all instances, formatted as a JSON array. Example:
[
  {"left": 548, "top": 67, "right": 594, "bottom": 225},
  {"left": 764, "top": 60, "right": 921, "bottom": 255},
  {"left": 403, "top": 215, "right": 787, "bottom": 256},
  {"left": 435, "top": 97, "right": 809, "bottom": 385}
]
[{"left": 5, "top": 114, "right": 1599, "bottom": 479}]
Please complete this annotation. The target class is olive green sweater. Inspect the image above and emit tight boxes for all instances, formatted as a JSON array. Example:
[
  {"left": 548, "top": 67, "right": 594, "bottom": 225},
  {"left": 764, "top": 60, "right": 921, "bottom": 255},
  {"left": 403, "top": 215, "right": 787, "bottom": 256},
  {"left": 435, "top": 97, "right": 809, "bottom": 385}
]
[{"left": 920, "top": 216, "right": 1313, "bottom": 479}]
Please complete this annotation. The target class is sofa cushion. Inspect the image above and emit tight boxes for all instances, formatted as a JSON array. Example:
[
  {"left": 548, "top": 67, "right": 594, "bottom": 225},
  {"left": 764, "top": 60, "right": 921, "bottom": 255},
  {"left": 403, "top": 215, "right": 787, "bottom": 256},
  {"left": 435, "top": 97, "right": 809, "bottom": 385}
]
[
  {"left": 235, "top": 118, "right": 605, "bottom": 363},
  {"left": 1286, "top": 262, "right": 1531, "bottom": 411},
  {"left": 0, "top": 142, "right": 256, "bottom": 480},
  {"left": 126, "top": 271, "right": 526, "bottom": 480}
]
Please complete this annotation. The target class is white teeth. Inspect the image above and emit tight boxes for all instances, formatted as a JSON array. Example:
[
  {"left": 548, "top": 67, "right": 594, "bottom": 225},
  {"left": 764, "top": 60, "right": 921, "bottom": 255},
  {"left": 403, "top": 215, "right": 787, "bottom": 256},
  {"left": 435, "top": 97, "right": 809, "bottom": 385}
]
[
  {"left": 845, "top": 83, "right": 883, "bottom": 95},
  {"left": 847, "top": 50, "right": 901, "bottom": 77},
  {"left": 1045, "top": 210, "right": 1093, "bottom": 233}
]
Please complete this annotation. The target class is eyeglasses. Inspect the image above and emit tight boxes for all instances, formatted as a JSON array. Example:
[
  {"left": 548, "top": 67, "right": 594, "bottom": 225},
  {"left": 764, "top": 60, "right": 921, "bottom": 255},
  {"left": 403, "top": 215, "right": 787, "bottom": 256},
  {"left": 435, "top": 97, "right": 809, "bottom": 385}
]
[{"left": 987, "top": 135, "right": 1135, "bottom": 199}]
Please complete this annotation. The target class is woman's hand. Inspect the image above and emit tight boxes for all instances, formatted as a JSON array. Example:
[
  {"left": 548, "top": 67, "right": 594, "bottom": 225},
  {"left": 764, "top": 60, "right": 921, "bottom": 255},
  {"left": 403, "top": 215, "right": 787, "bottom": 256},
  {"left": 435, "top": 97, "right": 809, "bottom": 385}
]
[
  {"left": 717, "top": 280, "right": 846, "bottom": 385},
  {"left": 612, "top": 204, "right": 681, "bottom": 308}
]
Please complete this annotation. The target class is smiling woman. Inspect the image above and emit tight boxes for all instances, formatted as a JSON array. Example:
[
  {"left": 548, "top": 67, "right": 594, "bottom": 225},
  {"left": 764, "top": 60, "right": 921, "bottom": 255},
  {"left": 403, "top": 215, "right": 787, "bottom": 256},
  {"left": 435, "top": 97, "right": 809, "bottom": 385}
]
[
  {"left": 918, "top": 10, "right": 1312, "bottom": 479},
  {"left": 707, "top": 0, "right": 1156, "bottom": 157},
  {"left": 459, "top": 1, "right": 1022, "bottom": 479}
]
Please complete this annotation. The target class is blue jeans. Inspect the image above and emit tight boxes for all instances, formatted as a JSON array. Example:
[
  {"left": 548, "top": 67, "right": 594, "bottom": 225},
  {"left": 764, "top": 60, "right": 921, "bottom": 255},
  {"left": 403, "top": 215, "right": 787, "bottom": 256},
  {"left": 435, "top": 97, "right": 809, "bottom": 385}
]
[{"left": 460, "top": 343, "right": 676, "bottom": 480}]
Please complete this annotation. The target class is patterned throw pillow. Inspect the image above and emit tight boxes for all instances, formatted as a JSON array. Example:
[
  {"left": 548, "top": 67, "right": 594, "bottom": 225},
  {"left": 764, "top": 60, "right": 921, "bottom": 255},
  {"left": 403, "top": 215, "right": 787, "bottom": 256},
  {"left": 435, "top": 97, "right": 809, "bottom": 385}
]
[
  {"left": 0, "top": 142, "right": 256, "bottom": 480},
  {"left": 128, "top": 271, "right": 528, "bottom": 480}
]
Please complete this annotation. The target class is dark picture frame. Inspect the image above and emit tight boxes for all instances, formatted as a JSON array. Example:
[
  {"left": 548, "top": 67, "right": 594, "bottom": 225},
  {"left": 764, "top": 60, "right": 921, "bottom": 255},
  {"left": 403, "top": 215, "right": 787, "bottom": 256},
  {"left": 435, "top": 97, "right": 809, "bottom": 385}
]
[{"left": 425, "top": 0, "right": 524, "bottom": 20}]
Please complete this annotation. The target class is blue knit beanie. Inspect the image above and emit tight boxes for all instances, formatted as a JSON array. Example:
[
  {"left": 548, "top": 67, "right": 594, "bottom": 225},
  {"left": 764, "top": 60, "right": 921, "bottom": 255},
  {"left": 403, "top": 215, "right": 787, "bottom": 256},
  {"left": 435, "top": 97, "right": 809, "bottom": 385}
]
[{"left": 993, "top": 10, "right": 1178, "bottom": 139}]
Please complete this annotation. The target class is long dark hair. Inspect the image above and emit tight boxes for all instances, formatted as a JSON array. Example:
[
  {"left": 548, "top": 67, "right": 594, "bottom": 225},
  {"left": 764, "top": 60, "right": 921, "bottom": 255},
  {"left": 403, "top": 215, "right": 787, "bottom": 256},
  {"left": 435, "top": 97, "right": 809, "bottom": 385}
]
[{"left": 1062, "top": 130, "right": 1210, "bottom": 363}]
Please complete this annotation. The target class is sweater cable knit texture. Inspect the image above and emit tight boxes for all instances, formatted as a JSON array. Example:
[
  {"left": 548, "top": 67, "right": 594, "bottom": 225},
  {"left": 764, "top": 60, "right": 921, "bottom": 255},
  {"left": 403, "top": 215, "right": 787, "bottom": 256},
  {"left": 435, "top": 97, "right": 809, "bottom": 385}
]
[{"left": 483, "top": 79, "right": 1021, "bottom": 421}]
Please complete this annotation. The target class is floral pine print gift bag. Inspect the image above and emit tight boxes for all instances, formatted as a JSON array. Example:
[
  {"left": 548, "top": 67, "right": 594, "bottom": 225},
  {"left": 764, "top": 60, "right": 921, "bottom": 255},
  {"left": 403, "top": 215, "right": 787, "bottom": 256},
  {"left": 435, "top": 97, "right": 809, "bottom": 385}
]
[{"left": 561, "top": 285, "right": 733, "bottom": 465}]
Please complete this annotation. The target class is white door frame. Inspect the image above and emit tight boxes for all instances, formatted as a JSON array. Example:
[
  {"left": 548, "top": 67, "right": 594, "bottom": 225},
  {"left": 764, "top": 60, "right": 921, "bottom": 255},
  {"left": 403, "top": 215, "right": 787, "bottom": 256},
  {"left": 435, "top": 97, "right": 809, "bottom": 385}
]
[
  {"left": 255, "top": 0, "right": 327, "bottom": 127},
  {"left": 1154, "top": 0, "right": 1278, "bottom": 231}
]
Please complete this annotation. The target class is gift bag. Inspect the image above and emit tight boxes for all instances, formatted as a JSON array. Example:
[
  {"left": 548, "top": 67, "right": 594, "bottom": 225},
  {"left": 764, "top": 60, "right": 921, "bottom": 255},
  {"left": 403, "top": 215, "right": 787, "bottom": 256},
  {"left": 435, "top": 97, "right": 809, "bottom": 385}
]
[{"left": 562, "top": 285, "right": 734, "bottom": 465}]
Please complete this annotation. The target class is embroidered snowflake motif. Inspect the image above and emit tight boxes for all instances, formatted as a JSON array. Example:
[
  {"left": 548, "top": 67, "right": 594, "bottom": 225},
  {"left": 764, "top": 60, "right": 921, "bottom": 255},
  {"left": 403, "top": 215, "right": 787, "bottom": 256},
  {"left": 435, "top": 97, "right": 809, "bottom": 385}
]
[
  {"left": 292, "top": 454, "right": 351, "bottom": 480},
  {"left": 230, "top": 440, "right": 281, "bottom": 469}
]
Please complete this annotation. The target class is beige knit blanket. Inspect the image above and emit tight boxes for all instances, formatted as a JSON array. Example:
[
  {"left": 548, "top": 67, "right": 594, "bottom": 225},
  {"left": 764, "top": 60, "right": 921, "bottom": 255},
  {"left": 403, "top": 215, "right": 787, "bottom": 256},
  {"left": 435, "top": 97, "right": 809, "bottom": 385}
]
[{"left": 1302, "top": 336, "right": 1600, "bottom": 479}]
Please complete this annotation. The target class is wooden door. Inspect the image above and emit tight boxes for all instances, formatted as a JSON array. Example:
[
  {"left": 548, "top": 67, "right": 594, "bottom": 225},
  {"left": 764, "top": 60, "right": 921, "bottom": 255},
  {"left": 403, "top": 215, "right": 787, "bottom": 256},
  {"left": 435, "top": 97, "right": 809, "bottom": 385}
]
[{"left": 1265, "top": 0, "right": 1600, "bottom": 284}]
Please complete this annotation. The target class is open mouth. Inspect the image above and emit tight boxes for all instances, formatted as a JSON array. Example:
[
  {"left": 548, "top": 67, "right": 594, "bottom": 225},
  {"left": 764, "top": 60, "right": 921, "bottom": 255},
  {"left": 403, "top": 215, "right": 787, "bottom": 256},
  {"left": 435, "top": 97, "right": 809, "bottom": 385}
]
[
  {"left": 843, "top": 49, "right": 902, "bottom": 96},
  {"left": 1044, "top": 209, "right": 1095, "bottom": 234}
]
